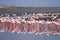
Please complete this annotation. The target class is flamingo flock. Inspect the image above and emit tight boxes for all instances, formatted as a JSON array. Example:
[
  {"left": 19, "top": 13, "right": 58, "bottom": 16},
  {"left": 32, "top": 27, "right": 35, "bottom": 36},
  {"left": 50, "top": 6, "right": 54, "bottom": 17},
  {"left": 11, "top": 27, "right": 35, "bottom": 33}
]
[{"left": 0, "top": 13, "right": 60, "bottom": 35}]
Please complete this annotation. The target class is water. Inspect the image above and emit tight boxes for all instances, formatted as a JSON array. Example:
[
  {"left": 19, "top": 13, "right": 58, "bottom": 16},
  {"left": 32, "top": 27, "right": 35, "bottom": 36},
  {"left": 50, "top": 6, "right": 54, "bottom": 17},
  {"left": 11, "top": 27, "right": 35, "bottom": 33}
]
[{"left": 0, "top": 32, "right": 60, "bottom": 40}]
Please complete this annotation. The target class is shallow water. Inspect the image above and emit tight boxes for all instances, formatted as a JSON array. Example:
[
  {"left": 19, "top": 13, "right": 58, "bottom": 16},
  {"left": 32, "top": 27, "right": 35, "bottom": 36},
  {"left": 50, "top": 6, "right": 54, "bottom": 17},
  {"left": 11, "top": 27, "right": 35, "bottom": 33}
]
[{"left": 0, "top": 32, "right": 60, "bottom": 40}]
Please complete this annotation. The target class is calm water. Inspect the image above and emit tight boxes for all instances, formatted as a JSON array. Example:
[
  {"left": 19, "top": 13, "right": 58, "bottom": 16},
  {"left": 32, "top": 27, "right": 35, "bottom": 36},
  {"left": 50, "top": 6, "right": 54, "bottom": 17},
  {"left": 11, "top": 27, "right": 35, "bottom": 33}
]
[{"left": 0, "top": 32, "right": 60, "bottom": 40}]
